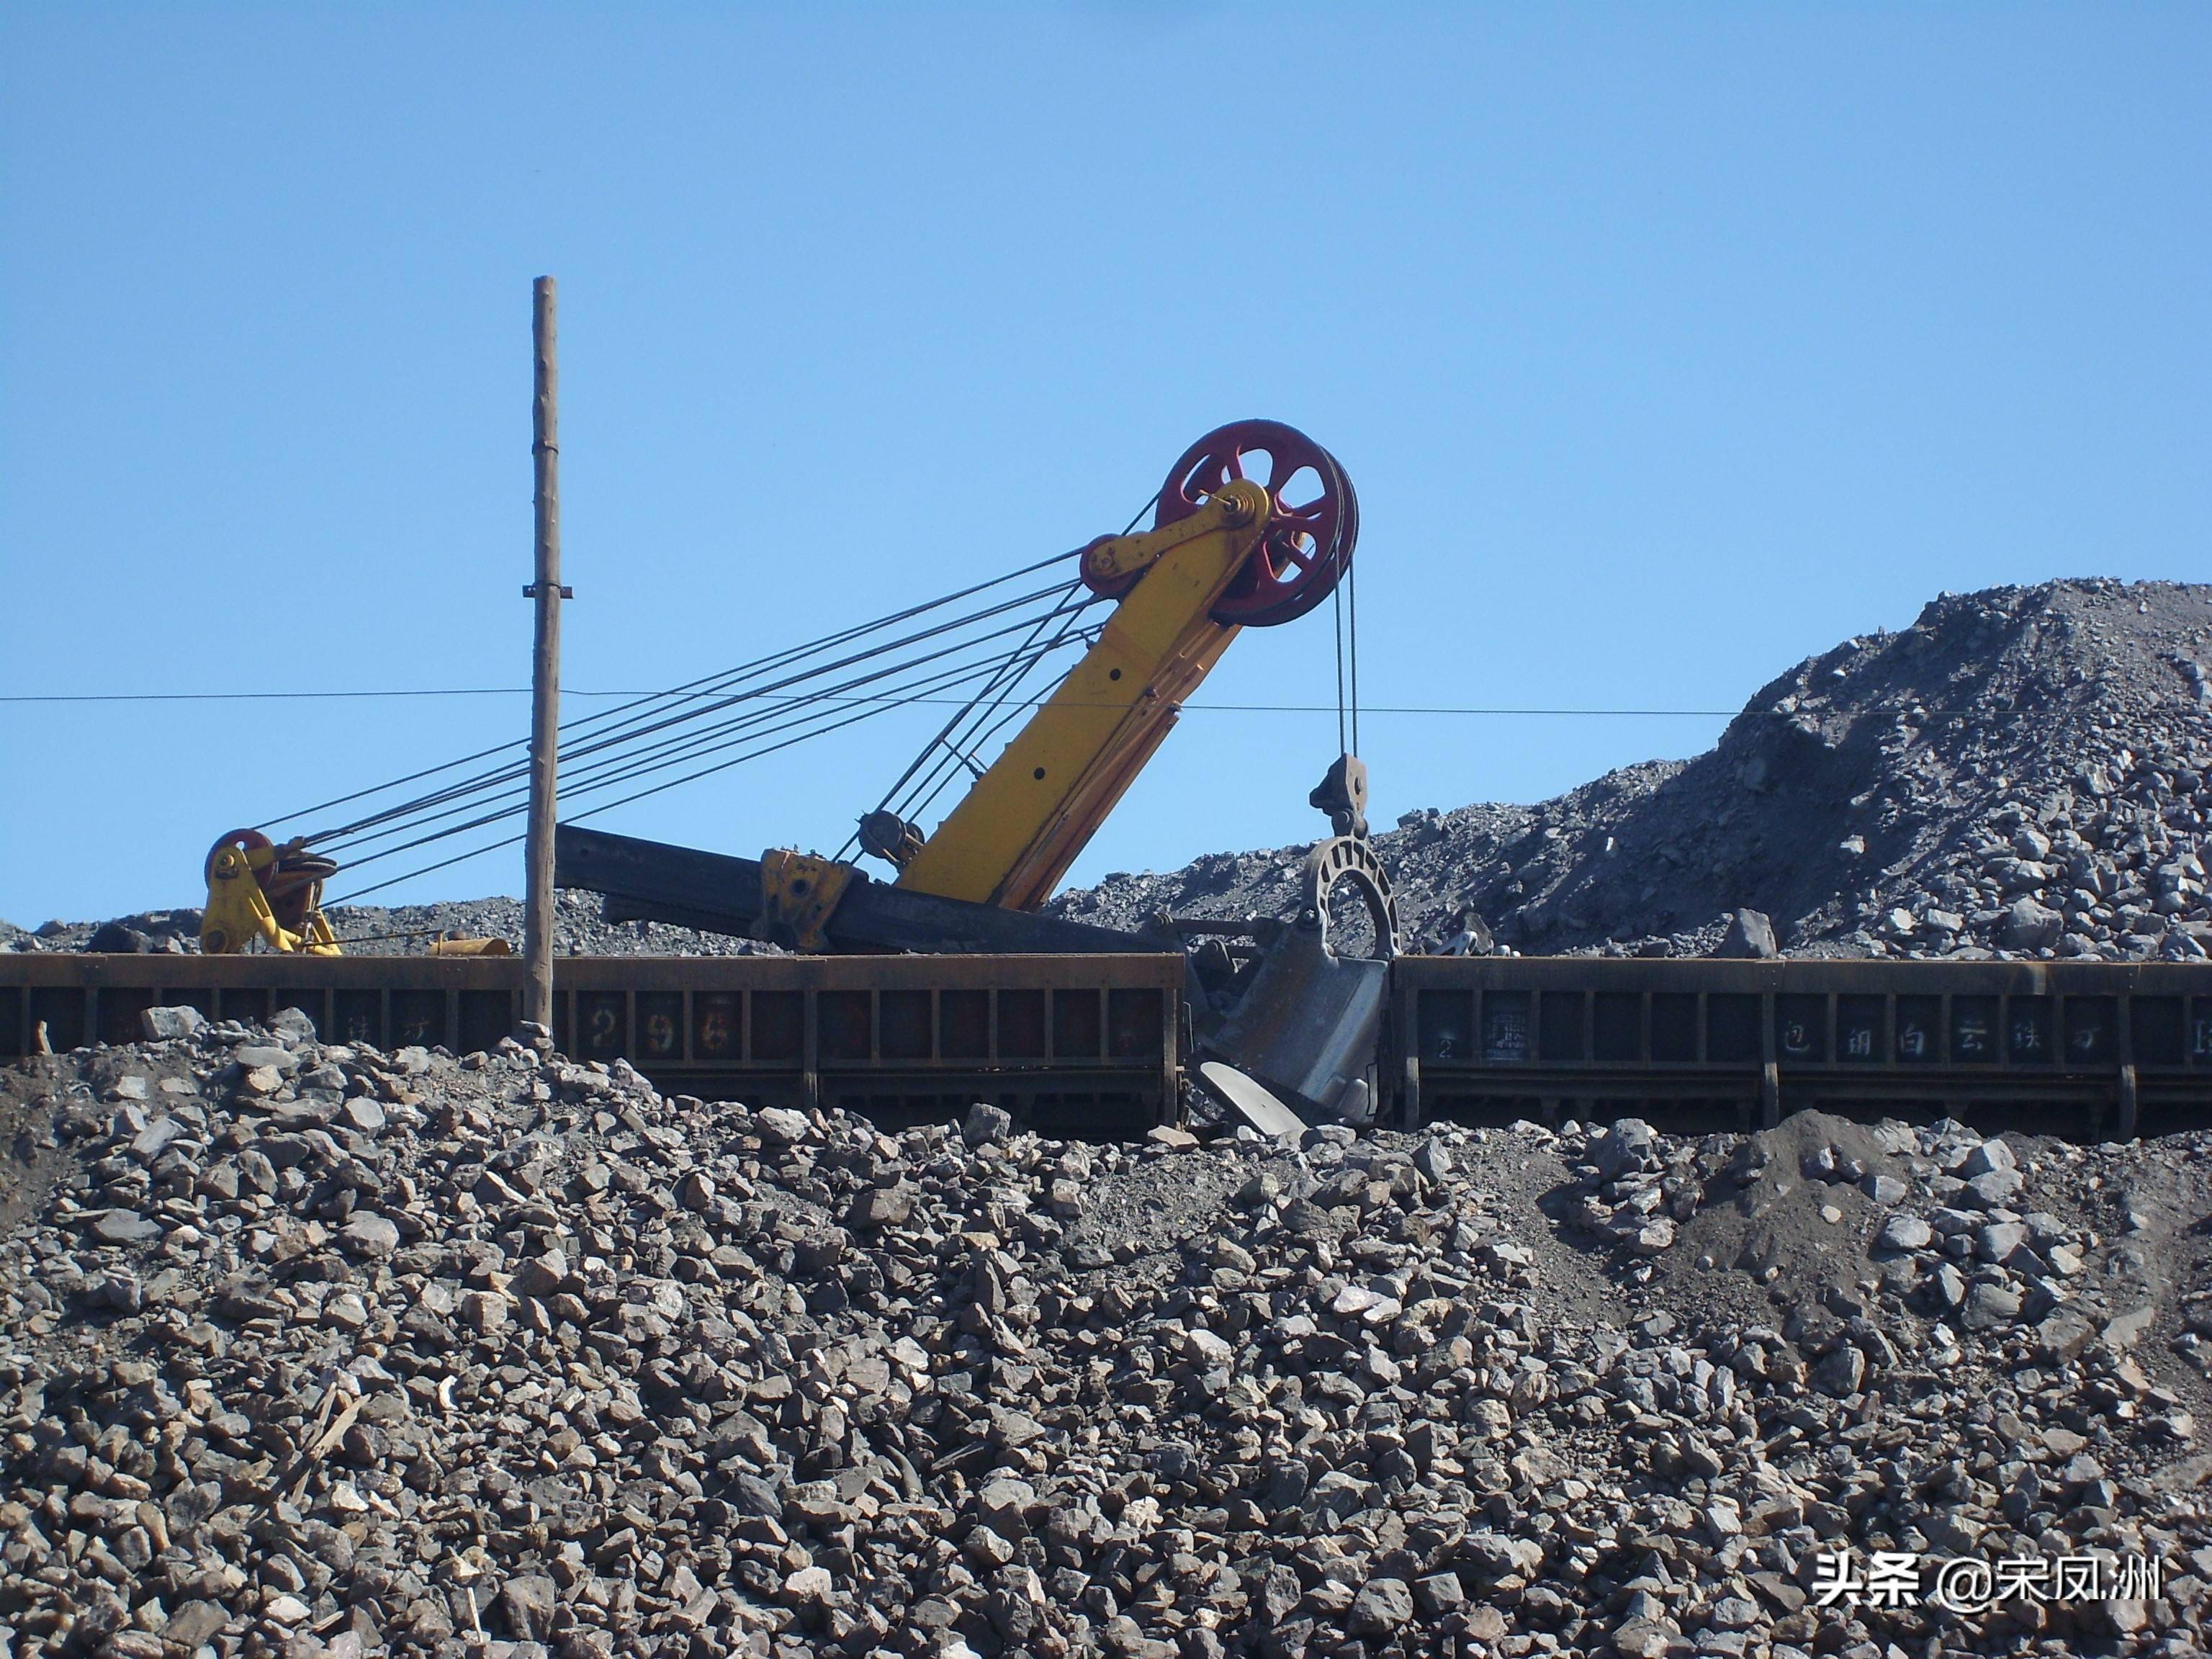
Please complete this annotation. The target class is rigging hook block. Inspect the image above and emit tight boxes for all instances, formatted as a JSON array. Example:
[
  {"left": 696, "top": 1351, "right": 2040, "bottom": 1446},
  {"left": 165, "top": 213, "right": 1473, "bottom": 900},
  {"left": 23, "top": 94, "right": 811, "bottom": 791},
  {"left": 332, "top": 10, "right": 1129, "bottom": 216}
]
[{"left": 1309, "top": 752, "right": 1370, "bottom": 839}]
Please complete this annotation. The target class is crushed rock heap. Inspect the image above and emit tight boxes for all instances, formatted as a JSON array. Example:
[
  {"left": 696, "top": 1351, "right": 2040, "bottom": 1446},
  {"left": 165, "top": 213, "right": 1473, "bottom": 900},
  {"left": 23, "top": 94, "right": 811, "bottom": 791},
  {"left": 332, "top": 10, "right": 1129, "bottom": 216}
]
[
  {"left": 8, "top": 1010, "right": 2212, "bottom": 1658},
  {"left": 1053, "top": 579, "right": 2212, "bottom": 963},
  {"left": 0, "top": 893, "right": 763, "bottom": 961},
  {"left": 14, "top": 579, "right": 2212, "bottom": 971}
]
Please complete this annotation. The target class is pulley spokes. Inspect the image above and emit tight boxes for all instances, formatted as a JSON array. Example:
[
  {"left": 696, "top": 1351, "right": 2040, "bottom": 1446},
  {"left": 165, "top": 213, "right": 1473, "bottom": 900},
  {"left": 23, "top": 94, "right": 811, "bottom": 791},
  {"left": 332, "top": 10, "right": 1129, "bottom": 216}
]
[{"left": 1154, "top": 418, "right": 1358, "bottom": 627}]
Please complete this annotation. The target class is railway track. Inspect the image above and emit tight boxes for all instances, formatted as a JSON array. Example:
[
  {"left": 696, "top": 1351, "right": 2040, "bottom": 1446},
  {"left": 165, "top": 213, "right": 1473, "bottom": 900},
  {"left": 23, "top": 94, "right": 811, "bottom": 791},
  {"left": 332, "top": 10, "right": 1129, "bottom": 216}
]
[{"left": 7, "top": 951, "right": 2206, "bottom": 1140}]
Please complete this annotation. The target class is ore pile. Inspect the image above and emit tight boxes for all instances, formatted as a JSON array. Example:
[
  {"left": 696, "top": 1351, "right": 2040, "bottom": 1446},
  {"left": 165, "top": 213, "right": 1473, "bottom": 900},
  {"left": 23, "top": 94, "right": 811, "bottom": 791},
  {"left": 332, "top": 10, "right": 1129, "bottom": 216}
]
[
  {"left": 22, "top": 578, "right": 2212, "bottom": 969},
  {"left": 1054, "top": 579, "right": 2212, "bottom": 961},
  {"left": 10, "top": 1017, "right": 2212, "bottom": 1658},
  {"left": 0, "top": 891, "right": 761, "bottom": 961}
]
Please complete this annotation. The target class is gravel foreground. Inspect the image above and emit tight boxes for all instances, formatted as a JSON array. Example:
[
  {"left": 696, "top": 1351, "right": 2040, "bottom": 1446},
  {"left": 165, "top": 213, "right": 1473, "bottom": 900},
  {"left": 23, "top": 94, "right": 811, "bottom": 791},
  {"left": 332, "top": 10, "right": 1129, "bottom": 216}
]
[{"left": 9, "top": 1014, "right": 2212, "bottom": 1658}]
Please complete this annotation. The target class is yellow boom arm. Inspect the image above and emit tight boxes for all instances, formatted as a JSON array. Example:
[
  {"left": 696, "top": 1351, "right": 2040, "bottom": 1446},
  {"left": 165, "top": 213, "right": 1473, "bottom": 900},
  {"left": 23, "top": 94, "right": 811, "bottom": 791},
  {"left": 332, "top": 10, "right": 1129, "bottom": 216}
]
[{"left": 891, "top": 480, "right": 1270, "bottom": 911}]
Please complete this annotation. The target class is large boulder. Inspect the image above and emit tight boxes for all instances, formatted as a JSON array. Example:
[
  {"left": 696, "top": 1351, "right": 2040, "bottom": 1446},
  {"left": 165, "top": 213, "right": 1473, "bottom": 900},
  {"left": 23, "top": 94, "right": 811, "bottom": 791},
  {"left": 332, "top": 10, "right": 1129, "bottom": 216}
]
[
  {"left": 1714, "top": 909, "right": 1779, "bottom": 959},
  {"left": 2002, "top": 896, "right": 2063, "bottom": 951}
]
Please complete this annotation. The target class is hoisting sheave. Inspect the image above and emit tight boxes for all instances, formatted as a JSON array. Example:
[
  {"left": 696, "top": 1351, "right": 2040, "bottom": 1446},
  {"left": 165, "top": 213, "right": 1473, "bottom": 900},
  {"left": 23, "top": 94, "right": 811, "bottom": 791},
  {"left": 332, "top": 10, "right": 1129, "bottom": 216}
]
[
  {"left": 1100, "top": 418, "right": 1359, "bottom": 626},
  {"left": 198, "top": 832, "right": 512, "bottom": 958}
]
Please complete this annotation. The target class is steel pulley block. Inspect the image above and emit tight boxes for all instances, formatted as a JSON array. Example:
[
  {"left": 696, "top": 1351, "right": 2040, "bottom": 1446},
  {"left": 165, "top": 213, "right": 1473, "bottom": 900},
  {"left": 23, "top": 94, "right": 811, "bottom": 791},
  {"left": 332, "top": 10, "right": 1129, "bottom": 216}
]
[
  {"left": 1155, "top": 419, "right": 1358, "bottom": 627},
  {"left": 201, "top": 828, "right": 341, "bottom": 954},
  {"left": 858, "top": 808, "right": 925, "bottom": 869},
  {"left": 1310, "top": 752, "right": 1371, "bottom": 839},
  {"left": 203, "top": 827, "right": 276, "bottom": 887},
  {"left": 204, "top": 827, "right": 335, "bottom": 896}
]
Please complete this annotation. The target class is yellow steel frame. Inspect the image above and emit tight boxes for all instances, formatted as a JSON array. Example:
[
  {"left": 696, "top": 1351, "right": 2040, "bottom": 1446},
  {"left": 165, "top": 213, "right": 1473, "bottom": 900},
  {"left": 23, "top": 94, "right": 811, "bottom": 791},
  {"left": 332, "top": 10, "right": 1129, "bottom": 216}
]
[
  {"left": 201, "top": 842, "right": 341, "bottom": 956},
  {"left": 890, "top": 480, "right": 1269, "bottom": 910}
]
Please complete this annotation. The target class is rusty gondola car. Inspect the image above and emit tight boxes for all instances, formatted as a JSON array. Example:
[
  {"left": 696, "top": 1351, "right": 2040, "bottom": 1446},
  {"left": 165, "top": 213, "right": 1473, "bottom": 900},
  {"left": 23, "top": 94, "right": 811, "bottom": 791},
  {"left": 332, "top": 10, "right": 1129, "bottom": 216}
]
[
  {"left": 1394, "top": 955, "right": 2212, "bottom": 1141},
  {"left": 7, "top": 951, "right": 2207, "bottom": 1141},
  {"left": 0, "top": 952, "right": 1183, "bottom": 1140}
]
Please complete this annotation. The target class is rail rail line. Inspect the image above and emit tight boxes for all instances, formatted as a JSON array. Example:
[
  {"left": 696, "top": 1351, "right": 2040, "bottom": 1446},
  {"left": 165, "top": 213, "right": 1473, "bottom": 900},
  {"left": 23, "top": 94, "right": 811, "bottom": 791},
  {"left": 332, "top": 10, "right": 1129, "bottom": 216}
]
[{"left": 7, "top": 953, "right": 2208, "bottom": 1141}]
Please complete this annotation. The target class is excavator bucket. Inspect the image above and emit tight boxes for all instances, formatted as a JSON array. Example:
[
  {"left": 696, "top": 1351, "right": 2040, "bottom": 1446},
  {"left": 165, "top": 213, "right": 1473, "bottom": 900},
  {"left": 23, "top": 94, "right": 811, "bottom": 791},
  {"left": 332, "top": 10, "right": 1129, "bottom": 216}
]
[{"left": 1186, "top": 832, "right": 1398, "bottom": 1127}]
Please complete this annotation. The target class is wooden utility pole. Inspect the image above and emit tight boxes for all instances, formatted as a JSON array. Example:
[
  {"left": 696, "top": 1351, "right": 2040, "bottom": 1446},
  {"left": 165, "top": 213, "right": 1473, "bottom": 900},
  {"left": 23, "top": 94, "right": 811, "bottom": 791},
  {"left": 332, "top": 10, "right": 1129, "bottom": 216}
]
[{"left": 523, "top": 276, "right": 565, "bottom": 1033}]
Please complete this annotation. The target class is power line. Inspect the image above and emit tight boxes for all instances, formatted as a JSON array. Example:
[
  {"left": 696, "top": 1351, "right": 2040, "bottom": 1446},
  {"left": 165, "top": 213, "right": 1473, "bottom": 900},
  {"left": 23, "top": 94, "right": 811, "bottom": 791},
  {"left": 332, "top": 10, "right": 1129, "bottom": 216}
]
[
  {"left": 12, "top": 685, "right": 2048, "bottom": 718},
  {"left": 1, "top": 684, "right": 1755, "bottom": 715},
  {"left": 2, "top": 687, "right": 560, "bottom": 703}
]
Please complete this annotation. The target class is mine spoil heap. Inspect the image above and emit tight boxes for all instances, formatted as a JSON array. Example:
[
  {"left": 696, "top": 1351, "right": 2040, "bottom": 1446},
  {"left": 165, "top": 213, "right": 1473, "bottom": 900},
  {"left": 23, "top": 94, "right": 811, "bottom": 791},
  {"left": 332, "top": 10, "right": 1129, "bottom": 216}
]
[
  {"left": 1055, "top": 579, "right": 2212, "bottom": 962},
  {"left": 16, "top": 578, "right": 2212, "bottom": 968},
  {"left": 0, "top": 891, "right": 771, "bottom": 963},
  {"left": 8, "top": 1010, "right": 2212, "bottom": 1658}
]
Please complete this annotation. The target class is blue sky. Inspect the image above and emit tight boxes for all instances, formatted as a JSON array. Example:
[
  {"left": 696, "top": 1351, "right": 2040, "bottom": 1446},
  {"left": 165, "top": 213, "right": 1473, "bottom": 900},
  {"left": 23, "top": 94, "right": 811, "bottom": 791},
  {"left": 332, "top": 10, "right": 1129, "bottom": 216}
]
[{"left": 4, "top": 5, "right": 2208, "bottom": 926}]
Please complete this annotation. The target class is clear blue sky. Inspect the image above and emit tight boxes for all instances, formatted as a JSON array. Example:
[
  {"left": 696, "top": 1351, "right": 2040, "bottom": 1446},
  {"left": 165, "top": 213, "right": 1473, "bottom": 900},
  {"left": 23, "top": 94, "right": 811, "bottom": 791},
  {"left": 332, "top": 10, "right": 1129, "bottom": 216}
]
[{"left": 4, "top": 6, "right": 2207, "bottom": 927}]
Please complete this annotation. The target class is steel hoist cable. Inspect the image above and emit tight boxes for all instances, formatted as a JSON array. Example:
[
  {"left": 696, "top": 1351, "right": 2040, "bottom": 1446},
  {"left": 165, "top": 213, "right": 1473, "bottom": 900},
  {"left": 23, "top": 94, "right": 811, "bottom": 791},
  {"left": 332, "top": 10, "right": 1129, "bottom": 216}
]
[
  {"left": 845, "top": 580, "right": 1103, "bottom": 858},
  {"left": 845, "top": 492, "right": 1160, "bottom": 863},
  {"left": 323, "top": 631, "right": 1103, "bottom": 904},
  {"left": 307, "top": 578, "right": 1082, "bottom": 853},
  {"left": 262, "top": 550, "right": 1081, "bottom": 846},
  {"left": 894, "top": 609, "right": 1095, "bottom": 827},
  {"left": 1333, "top": 581, "right": 1347, "bottom": 755},
  {"left": 317, "top": 593, "right": 1102, "bottom": 863},
  {"left": 331, "top": 549, "right": 1079, "bottom": 824},
  {"left": 1336, "top": 555, "right": 1354, "bottom": 756},
  {"left": 327, "top": 614, "right": 1105, "bottom": 876},
  {"left": 287, "top": 572, "right": 1091, "bottom": 882}
]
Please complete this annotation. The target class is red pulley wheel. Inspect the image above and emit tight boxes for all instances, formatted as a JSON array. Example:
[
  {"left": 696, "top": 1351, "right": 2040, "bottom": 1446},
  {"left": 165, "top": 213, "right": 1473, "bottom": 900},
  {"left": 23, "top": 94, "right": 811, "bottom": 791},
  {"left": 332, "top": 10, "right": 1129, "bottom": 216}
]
[
  {"left": 1154, "top": 419, "right": 1357, "bottom": 627},
  {"left": 204, "top": 827, "right": 276, "bottom": 888}
]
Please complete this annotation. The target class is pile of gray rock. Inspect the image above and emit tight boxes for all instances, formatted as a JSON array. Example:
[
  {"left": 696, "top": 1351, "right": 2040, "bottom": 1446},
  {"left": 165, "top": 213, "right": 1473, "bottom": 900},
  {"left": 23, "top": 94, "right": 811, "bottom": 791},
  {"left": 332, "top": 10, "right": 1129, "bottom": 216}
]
[
  {"left": 1, "top": 891, "right": 765, "bottom": 961},
  {"left": 21, "top": 579, "right": 2212, "bottom": 971},
  {"left": 1553, "top": 1111, "right": 2185, "bottom": 1370},
  {"left": 1054, "top": 580, "right": 2212, "bottom": 963},
  {"left": 0, "top": 913, "right": 205, "bottom": 956},
  {"left": 7, "top": 1017, "right": 2212, "bottom": 1658}
]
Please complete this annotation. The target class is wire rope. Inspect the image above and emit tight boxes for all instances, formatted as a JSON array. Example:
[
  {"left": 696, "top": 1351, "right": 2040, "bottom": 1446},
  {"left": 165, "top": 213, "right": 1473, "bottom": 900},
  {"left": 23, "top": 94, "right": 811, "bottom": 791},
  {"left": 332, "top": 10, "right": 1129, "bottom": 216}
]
[
  {"left": 894, "top": 603, "right": 1098, "bottom": 826},
  {"left": 325, "top": 616, "right": 1104, "bottom": 875},
  {"left": 1336, "top": 555, "right": 1354, "bottom": 756},
  {"left": 832, "top": 581, "right": 1099, "bottom": 862},
  {"left": 303, "top": 576, "right": 1086, "bottom": 854},
  {"left": 871, "top": 620, "right": 1094, "bottom": 849},
  {"left": 1332, "top": 580, "right": 1347, "bottom": 755},
  {"left": 260, "top": 549, "right": 1079, "bottom": 841},
  {"left": 309, "top": 579, "right": 1079, "bottom": 849},
  {"left": 837, "top": 490, "right": 1167, "bottom": 865},
  {"left": 323, "top": 629, "right": 1100, "bottom": 904}
]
